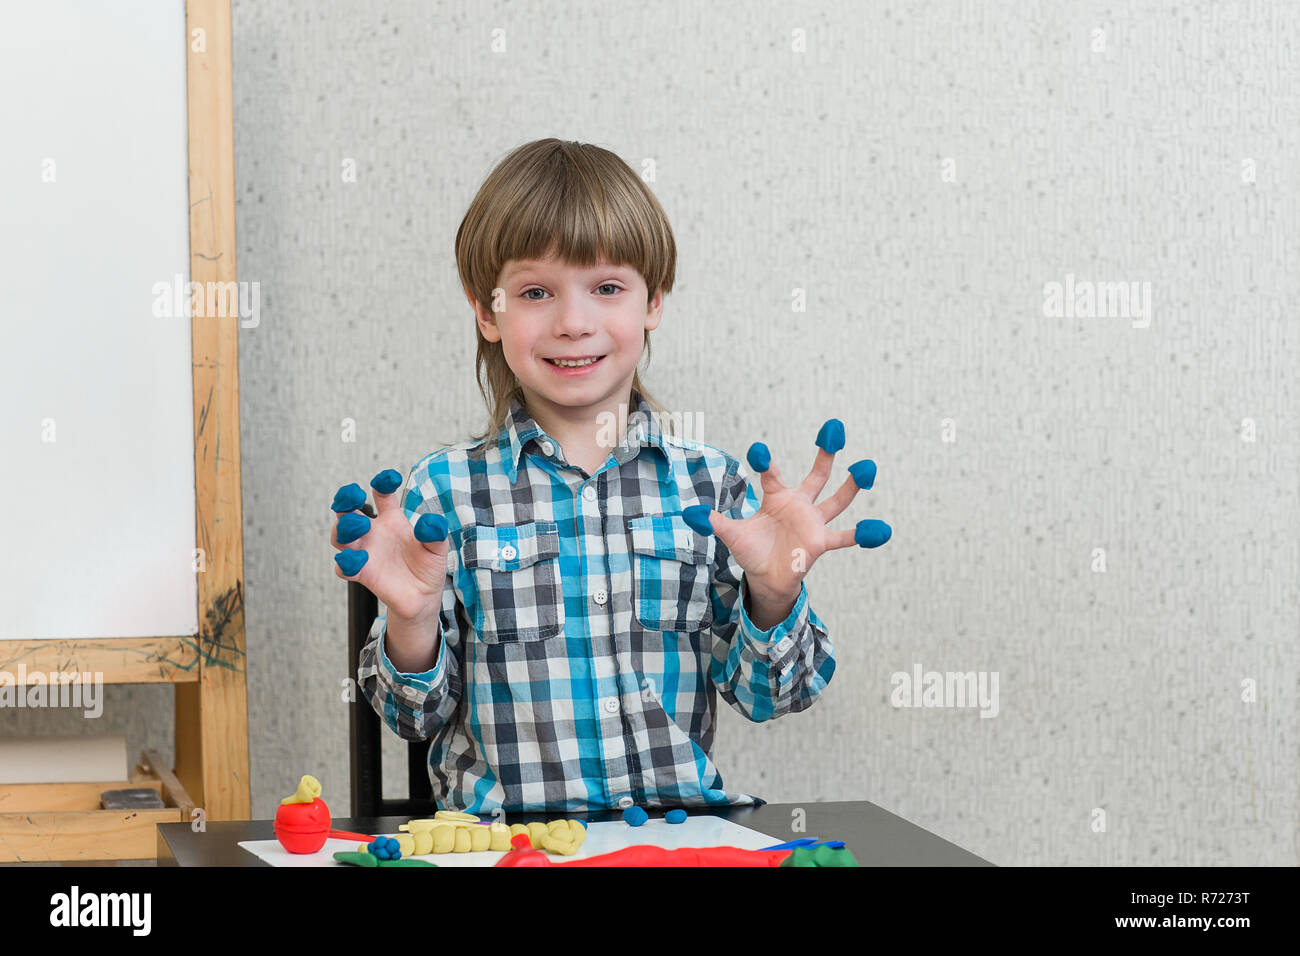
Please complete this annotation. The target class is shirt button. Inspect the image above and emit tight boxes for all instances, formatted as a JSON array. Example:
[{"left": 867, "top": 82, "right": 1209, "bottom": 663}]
[
  {"left": 593, "top": 588, "right": 607, "bottom": 605},
  {"left": 775, "top": 637, "right": 793, "bottom": 654},
  {"left": 539, "top": 440, "right": 554, "bottom": 456},
  {"left": 616, "top": 796, "right": 634, "bottom": 810},
  {"left": 601, "top": 696, "right": 620, "bottom": 715},
  {"left": 582, "top": 485, "right": 597, "bottom": 501},
  {"left": 499, "top": 544, "right": 517, "bottom": 561}
]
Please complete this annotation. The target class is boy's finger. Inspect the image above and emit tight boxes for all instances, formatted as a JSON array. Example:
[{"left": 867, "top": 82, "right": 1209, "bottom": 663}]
[
  {"left": 798, "top": 419, "right": 844, "bottom": 501},
  {"left": 745, "top": 442, "right": 786, "bottom": 497},
  {"left": 370, "top": 468, "right": 405, "bottom": 515},
  {"left": 816, "top": 460, "right": 876, "bottom": 524}
]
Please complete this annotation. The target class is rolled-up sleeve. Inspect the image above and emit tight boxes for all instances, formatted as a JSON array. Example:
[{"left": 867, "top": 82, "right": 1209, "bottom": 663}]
[
  {"left": 706, "top": 461, "right": 836, "bottom": 722},
  {"left": 356, "top": 456, "right": 464, "bottom": 741}
]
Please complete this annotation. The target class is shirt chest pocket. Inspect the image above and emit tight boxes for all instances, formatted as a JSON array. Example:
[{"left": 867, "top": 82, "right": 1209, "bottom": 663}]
[
  {"left": 628, "top": 514, "right": 716, "bottom": 633},
  {"left": 459, "top": 520, "right": 565, "bottom": 643}
]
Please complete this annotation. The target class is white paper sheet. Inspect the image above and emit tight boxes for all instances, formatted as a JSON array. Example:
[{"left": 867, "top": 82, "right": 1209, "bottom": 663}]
[{"left": 239, "top": 814, "right": 786, "bottom": 867}]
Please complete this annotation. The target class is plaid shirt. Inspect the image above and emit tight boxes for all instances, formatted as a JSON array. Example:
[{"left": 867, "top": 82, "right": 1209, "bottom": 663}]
[{"left": 357, "top": 388, "right": 835, "bottom": 813}]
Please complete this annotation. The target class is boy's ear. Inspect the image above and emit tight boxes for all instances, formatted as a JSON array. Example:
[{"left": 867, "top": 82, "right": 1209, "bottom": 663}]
[
  {"left": 466, "top": 286, "right": 502, "bottom": 342},
  {"left": 644, "top": 287, "right": 665, "bottom": 332}
]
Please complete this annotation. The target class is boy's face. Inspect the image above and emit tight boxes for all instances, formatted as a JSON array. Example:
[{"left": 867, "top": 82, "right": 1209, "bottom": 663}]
[{"left": 471, "top": 250, "right": 663, "bottom": 418}]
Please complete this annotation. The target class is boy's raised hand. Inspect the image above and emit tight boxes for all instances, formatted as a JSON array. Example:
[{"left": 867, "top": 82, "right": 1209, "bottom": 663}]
[
  {"left": 330, "top": 469, "right": 451, "bottom": 623},
  {"left": 683, "top": 419, "right": 890, "bottom": 603}
]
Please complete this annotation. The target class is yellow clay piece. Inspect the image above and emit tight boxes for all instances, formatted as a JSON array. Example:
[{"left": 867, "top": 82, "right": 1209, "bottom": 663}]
[
  {"left": 432, "top": 827, "right": 454, "bottom": 853},
  {"left": 281, "top": 774, "right": 322, "bottom": 805},
  {"left": 452, "top": 828, "right": 471, "bottom": 853},
  {"left": 540, "top": 833, "right": 577, "bottom": 856},
  {"left": 568, "top": 820, "right": 587, "bottom": 846},
  {"left": 469, "top": 826, "right": 491, "bottom": 852},
  {"left": 435, "top": 810, "right": 480, "bottom": 823},
  {"left": 413, "top": 830, "right": 434, "bottom": 855},
  {"left": 489, "top": 828, "right": 511, "bottom": 852},
  {"left": 509, "top": 823, "right": 528, "bottom": 838},
  {"left": 547, "top": 818, "right": 570, "bottom": 835},
  {"left": 527, "top": 821, "right": 549, "bottom": 846},
  {"left": 395, "top": 834, "right": 415, "bottom": 857},
  {"left": 357, "top": 843, "right": 368, "bottom": 853}
]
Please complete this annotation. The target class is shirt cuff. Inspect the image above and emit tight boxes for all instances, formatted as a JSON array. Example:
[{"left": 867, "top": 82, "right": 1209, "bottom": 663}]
[
  {"left": 378, "top": 617, "right": 443, "bottom": 691},
  {"left": 738, "top": 574, "right": 808, "bottom": 659}
]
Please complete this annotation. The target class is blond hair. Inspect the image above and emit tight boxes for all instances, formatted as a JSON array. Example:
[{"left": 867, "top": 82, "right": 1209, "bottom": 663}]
[{"left": 455, "top": 138, "right": 677, "bottom": 443}]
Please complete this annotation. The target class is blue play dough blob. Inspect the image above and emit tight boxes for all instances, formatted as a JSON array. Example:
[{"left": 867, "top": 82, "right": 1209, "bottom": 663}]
[
  {"left": 370, "top": 469, "right": 403, "bottom": 494},
  {"left": 855, "top": 519, "right": 892, "bottom": 548},
  {"left": 849, "top": 459, "right": 877, "bottom": 490},
  {"left": 681, "top": 504, "right": 713, "bottom": 536},
  {"left": 623, "top": 806, "right": 648, "bottom": 827},
  {"left": 335, "top": 549, "right": 369, "bottom": 576},
  {"left": 336, "top": 512, "right": 370, "bottom": 545},
  {"left": 332, "top": 482, "right": 366, "bottom": 513},
  {"left": 746, "top": 442, "right": 771, "bottom": 473},
  {"left": 816, "top": 419, "right": 845, "bottom": 454},
  {"left": 414, "top": 513, "right": 449, "bottom": 543},
  {"left": 665, "top": 809, "right": 687, "bottom": 824}
]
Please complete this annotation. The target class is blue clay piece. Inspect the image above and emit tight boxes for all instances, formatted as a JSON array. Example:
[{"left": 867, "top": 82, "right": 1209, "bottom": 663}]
[
  {"left": 746, "top": 442, "right": 771, "bottom": 473},
  {"left": 681, "top": 504, "right": 713, "bottom": 537},
  {"left": 336, "top": 512, "right": 370, "bottom": 545},
  {"left": 335, "top": 549, "right": 369, "bottom": 576},
  {"left": 370, "top": 469, "right": 403, "bottom": 494},
  {"left": 816, "top": 419, "right": 845, "bottom": 454},
  {"left": 849, "top": 459, "right": 877, "bottom": 490},
  {"left": 414, "top": 513, "right": 449, "bottom": 543},
  {"left": 665, "top": 809, "right": 687, "bottom": 824},
  {"left": 855, "top": 519, "right": 892, "bottom": 549},
  {"left": 623, "top": 806, "right": 648, "bottom": 827},
  {"left": 332, "top": 482, "right": 366, "bottom": 513}
]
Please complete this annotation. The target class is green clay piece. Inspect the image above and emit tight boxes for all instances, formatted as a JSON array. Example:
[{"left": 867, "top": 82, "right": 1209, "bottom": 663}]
[
  {"left": 779, "top": 845, "right": 859, "bottom": 867},
  {"left": 333, "top": 851, "right": 379, "bottom": 867},
  {"left": 378, "top": 858, "right": 437, "bottom": 867}
]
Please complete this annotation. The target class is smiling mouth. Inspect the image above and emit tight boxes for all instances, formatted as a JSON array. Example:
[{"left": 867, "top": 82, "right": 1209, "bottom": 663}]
[{"left": 544, "top": 356, "right": 606, "bottom": 367}]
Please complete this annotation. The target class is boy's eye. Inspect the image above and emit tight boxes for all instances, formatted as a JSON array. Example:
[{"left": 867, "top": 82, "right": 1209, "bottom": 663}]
[{"left": 520, "top": 284, "right": 623, "bottom": 300}]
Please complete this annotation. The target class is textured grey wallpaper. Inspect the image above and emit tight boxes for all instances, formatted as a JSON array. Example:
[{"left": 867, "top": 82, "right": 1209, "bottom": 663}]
[{"left": 17, "top": 0, "right": 1295, "bottom": 865}]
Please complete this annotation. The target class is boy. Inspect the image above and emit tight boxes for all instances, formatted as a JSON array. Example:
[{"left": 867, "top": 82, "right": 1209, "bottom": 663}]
[{"left": 331, "top": 138, "right": 890, "bottom": 813}]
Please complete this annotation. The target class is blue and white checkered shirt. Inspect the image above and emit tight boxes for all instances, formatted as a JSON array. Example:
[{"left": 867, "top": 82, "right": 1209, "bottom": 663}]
[{"left": 357, "top": 388, "right": 835, "bottom": 813}]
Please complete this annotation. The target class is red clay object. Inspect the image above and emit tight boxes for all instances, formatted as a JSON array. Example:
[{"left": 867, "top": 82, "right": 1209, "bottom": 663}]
[
  {"left": 555, "top": 845, "right": 791, "bottom": 867},
  {"left": 495, "top": 848, "right": 552, "bottom": 866},
  {"left": 273, "top": 797, "right": 332, "bottom": 854},
  {"left": 510, "top": 833, "right": 532, "bottom": 850}
]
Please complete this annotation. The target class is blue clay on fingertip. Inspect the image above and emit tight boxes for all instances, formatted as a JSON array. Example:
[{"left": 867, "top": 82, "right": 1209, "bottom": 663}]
[
  {"left": 849, "top": 459, "right": 877, "bottom": 490},
  {"left": 746, "top": 442, "right": 771, "bottom": 473},
  {"left": 336, "top": 512, "right": 370, "bottom": 545},
  {"left": 816, "top": 419, "right": 845, "bottom": 454},
  {"left": 855, "top": 519, "right": 891, "bottom": 548},
  {"left": 332, "top": 483, "right": 366, "bottom": 513},
  {"left": 414, "top": 513, "right": 449, "bottom": 543},
  {"left": 370, "top": 469, "right": 403, "bottom": 494},
  {"left": 681, "top": 504, "right": 713, "bottom": 536},
  {"left": 335, "top": 549, "right": 369, "bottom": 576}
]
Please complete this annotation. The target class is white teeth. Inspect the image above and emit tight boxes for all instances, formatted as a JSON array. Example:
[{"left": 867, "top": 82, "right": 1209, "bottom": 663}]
[{"left": 550, "top": 357, "right": 600, "bottom": 368}]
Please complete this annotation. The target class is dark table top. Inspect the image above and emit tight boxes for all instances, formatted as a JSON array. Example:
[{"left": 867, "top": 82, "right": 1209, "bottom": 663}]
[{"left": 158, "top": 799, "right": 993, "bottom": 866}]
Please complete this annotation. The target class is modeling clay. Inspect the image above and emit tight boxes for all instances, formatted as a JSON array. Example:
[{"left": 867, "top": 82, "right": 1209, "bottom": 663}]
[
  {"left": 370, "top": 469, "right": 403, "bottom": 494},
  {"left": 681, "top": 504, "right": 712, "bottom": 536},
  {"left": 815, "top": 419, "right": 845, "bottom": 454},
  {"left": 414, "top": 513, "right": 449, "bottom": 542},
  {"left": 336, "top": 512, "right": 370, "bottom": 544},
  {"left": 511, "top": 833, "right": 532, "bottom": 850},
  {"left": 854, "top": 519, "right": 891, "bottom": 549},
  {"left": 453, "top": 828, "right": 472, "bottom": 853},
  {"left": 496, "top": 845, "right": 792, "bottom": 867},
  {"left": 622, "top": 806, "right": 648, "bottom": 827},
  {"left": 469, "top": 826, "right": 491, "bottom": 852},
  {"left": 435, "top": 809, "right": 480, "bottom": 823},
  {"left": 665, "top": 809, "right": 687, "bottom": 824},
  {"left": 432, "top": 827, "right": 454, "bottom": 853},
  {"left": 281, "top": 775, "right": 322, "bottom": 804},
  {"left": 849, "top": 459, "right": 876, "bottom": 489},
  {"left": 780, "top": 845, "right": 859, "bottom": 867},
  {"left": 335, "top": 549, "right": 368, "bottom": 575},
  {"left": 528, "top": 821, "right": 550, "bottom": 845},
  {"left": 746, "top": 442, "right": 771, "bottom": 473},
  {"left": 540, "top": 832, "right": 577, "bottom": 855},
  {"left": 334, "top": 851, "right": 436, "bottom": 868},
  {"left": 331, "top": 483, "right": 366, "bottom": 513}
]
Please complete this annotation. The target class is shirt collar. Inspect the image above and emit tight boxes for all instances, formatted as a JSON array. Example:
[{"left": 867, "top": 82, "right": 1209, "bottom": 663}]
[{"left": 500, "top": 387, "right": 672, "bottom": 483}]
